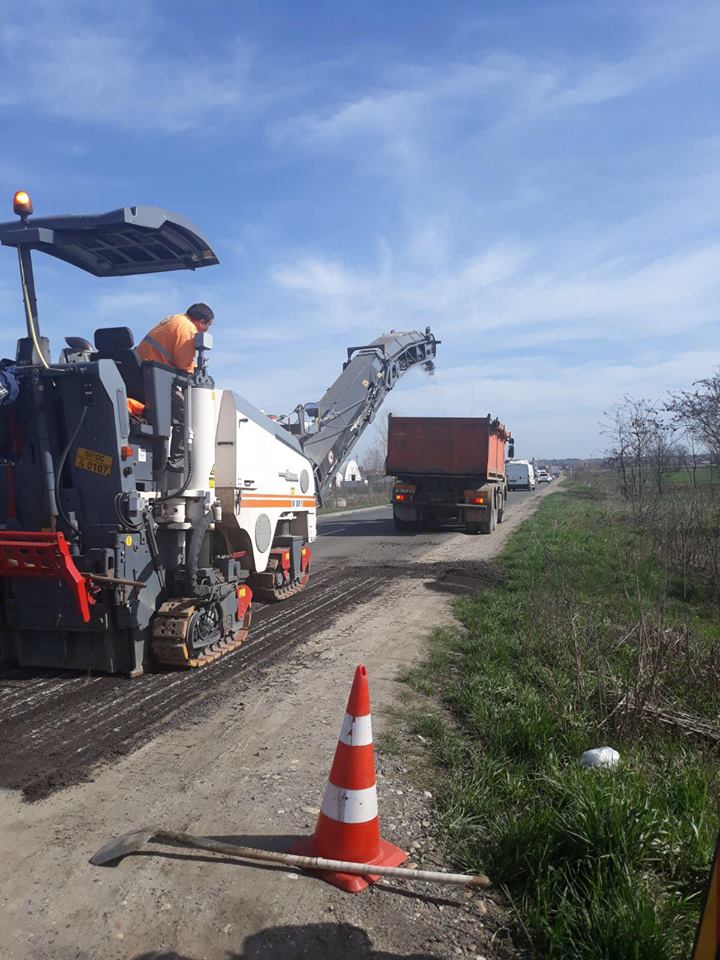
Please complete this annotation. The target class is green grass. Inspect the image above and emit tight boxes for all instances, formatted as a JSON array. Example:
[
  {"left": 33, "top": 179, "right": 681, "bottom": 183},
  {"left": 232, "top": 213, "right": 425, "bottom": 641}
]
[
  {"left": 375, "top": 731, "right": 402, "bottom": 756},
  {"left": 406, "top": 486, "right": 720, "bottom": 959},
  {"left": 667, "top": 464, "right": 716, "bottom": 486}
]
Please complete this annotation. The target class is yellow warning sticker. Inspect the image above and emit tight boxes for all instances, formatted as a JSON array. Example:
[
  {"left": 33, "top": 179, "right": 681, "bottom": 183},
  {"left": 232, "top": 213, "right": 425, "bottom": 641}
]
[{"left": 75, "top": 447, "right": 113, "bottom": 477}]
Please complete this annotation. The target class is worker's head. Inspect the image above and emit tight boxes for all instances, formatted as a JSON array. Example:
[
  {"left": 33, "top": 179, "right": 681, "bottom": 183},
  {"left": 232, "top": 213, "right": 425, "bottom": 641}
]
[{"left": 186, "top": 303, "right": 214, "bottom": 331}]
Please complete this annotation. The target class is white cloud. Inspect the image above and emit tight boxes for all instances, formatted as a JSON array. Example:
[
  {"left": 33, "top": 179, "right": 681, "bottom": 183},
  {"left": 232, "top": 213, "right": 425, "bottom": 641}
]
[
  {"left": 381, "top": 349, "right": 718, "bottom": 458},
  {"left": 273, "top": 6, "right": 720, "bottom": 179},
  {"left": 268, "top": 232, "right": 720, "bottom": 342},
  {"left": 272, "top": 258, "right": 367, "bottom": 299},
  {"left": 0, "top": 11, "right": 251, "bottom": 133}
]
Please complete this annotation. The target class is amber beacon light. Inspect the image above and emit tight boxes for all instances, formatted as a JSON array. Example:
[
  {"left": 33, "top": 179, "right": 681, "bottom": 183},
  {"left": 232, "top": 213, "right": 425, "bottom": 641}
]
[{"left": 13, "top": 191, "right": 33, "bottom": 218}]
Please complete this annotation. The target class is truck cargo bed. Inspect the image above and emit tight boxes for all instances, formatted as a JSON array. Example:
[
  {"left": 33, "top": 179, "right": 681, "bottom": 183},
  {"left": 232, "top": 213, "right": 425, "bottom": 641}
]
[{"left": 386, "top": 416, "right": 509, "bottom": 478}]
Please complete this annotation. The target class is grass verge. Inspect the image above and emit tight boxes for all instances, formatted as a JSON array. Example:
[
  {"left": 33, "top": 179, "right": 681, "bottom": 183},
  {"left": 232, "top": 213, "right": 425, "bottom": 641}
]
[{"left": 404, "top": 485, "right": 720, "bottom": 959}]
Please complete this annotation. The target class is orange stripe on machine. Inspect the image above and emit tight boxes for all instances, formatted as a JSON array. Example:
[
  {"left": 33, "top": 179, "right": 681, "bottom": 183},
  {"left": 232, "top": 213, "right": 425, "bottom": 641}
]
[{"left": 240, "top": 495, "right": 316, "bottom": 509}]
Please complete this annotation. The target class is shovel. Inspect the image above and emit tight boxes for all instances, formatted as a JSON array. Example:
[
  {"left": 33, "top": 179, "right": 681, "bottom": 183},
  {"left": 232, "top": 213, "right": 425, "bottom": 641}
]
[{"left": 90, "top": 825, "right": 490, "bottom": 888}]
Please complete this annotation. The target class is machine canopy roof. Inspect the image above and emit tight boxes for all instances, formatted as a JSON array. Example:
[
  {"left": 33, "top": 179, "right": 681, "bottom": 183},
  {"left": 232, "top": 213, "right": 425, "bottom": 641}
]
[{"left": 0, "top": 206, "right": 219, "bottom": 277}]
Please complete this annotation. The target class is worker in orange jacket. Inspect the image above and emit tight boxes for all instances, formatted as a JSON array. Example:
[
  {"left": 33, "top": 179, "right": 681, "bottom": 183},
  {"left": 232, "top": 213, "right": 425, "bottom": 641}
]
[{"left": 137, "top": 303, "right": 214, "bottom": 470}]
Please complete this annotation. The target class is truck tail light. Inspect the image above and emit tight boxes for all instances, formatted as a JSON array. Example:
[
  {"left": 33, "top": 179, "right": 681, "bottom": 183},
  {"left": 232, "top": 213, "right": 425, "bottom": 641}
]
[{"left": 465, "top": 492, "right": 486, "bottom": 505}]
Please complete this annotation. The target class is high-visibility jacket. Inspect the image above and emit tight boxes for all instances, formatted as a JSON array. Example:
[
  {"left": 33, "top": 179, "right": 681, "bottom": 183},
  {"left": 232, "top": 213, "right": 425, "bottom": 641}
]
[{"left": 136, "top": 314, "right": 197, "bottom": 373}]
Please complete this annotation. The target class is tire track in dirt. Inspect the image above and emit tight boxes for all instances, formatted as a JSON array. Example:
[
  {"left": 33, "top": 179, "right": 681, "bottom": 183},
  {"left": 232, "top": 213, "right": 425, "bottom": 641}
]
[{"left": 0, "top": 570, "right": 388, "bottom": 801}]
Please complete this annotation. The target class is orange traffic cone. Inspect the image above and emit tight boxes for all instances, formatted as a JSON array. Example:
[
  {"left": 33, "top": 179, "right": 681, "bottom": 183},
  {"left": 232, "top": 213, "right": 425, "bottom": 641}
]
[{"left": 290, "top": 664, "right": 407, "bottom": 892}]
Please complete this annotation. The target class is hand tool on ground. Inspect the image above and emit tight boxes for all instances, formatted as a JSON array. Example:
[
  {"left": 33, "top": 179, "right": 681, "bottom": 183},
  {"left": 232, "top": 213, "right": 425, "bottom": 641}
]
[{"left": 90, "top": 825, "right": 491, "bottom": 888}]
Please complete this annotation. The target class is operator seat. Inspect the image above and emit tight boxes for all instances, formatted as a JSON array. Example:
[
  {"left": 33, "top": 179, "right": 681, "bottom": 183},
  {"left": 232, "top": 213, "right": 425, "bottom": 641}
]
[{"left": 93, "top": 326, "right": 145, "bottom": 402}]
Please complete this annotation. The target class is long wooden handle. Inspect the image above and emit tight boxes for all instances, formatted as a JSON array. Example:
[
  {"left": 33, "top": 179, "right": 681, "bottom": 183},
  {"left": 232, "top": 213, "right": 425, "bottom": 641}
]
[{"left": 154, "top": 830, "right": 490, "bottom": 888}]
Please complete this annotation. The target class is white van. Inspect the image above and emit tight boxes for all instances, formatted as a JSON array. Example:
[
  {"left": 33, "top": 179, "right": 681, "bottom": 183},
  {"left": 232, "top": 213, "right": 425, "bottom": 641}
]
[{"left": 506, "top": 459, "right": 535, "bottom": 491}]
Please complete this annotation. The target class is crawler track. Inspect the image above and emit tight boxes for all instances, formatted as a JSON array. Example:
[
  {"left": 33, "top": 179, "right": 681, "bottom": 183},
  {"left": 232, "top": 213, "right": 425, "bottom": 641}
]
[{"left": 0, "top": 568, "right": 388, "bottom": 801}]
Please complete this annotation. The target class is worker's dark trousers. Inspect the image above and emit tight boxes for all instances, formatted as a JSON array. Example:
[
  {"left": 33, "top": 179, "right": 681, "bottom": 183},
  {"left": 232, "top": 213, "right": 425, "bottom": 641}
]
[{"left": 170, "top": 386, "right": 186, "bottom": 464}]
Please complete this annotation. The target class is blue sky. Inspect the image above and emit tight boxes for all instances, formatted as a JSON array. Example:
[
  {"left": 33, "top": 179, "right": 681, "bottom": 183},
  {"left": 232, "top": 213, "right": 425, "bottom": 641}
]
[{"left": 0, "top": 0, "right": 718, "bottom": 459}]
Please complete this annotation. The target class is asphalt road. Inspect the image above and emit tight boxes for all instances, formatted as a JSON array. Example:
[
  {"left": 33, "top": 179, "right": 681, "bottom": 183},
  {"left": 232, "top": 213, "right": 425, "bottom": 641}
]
[{"left": 314, "top": 490, "right": 535, "bottom": 566}]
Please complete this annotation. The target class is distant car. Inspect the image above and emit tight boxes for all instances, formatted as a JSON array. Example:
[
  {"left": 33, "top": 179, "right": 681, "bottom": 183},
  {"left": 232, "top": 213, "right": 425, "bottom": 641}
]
[
  {"left": 506, "top": 460, "right": 535, "bottom": 491},
  {"left": 538, "top": 470, "right": 551, "bottom": 483}
]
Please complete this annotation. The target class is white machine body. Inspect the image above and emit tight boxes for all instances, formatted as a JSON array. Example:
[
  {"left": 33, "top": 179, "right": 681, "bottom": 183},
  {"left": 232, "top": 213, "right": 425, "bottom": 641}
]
[
  {"left": 183, "top": 388, "right": 317, "bottom": 573},
  {"left": 187, "top": 384, "right": 219, "bottom": 496}
]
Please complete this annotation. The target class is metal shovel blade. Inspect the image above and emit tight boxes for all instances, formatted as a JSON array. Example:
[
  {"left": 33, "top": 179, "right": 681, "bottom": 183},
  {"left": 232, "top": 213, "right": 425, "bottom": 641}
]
[{"left": 90, "top": 825, "right": 162, "bottom": 866}]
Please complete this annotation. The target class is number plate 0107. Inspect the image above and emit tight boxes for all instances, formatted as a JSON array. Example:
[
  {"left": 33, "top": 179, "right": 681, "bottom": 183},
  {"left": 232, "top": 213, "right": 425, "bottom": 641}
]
[{"left": 75, "top": 447, "right": 113, "bottom": 477}]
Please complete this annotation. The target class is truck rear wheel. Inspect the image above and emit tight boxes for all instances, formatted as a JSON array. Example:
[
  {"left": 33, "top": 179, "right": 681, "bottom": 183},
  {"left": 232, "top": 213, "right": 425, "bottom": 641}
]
[
  {"left": 480, "top": 502, "right": 497, "bottom": 534},
  {"left": 465, "top": 521, "right": 480, "bottom": 535},
  {"left": 393, "top": 516, "right": 413, "bottom": 532}
]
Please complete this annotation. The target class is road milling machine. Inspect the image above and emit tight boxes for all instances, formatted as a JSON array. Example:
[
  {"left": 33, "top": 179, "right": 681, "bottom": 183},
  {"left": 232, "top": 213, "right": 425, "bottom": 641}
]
[{"left": 0, "top": 193, "right": 438, "bottom": 675}]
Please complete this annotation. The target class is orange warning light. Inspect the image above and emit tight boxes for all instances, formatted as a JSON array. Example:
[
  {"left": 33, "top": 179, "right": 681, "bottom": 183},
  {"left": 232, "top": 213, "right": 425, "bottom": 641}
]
[{"left": 13, "top": 191, "right": 33, "bottom": 218}]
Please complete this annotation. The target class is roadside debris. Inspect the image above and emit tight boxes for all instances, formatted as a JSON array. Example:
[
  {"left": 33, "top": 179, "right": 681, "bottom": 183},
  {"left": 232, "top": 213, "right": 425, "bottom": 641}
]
[{"left": 580, "top": 746, "right": 620, "bottom": 769}]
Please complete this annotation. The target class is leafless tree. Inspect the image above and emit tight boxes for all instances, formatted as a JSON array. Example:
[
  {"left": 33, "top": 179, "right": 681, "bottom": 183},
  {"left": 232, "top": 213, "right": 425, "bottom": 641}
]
[
  {"left": 602, "top": 397, "right": 672, "bottom": 513},
  {"left": 360, "top": 410, "right": 393, "bottom": 476},
  {"left": 602, "top": 375, "right": 720, "bottom": 607},
  {"left": 667, "top": 369, "right": 720, "bottom": 467}
]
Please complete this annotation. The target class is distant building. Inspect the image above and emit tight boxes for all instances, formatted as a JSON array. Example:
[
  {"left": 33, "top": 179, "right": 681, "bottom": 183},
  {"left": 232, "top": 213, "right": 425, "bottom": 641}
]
[{"left": 335, "top": 459, "right": 364, "bottom": 486}]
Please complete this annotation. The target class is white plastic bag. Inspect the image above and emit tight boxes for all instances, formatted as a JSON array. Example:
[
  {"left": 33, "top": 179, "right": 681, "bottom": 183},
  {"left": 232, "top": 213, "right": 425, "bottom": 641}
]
[{"left": 580, "top": 746, "right": 620, "bottom": 769}]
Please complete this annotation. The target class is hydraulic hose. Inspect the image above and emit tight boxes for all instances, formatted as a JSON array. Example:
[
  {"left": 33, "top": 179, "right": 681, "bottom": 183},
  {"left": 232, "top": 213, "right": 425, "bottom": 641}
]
[
  {"left": 54, "top": 406, "right": 88, "bottom": 538},
  {"left": 185, "top": 510, "right": 214, "bottom": 595},
  {"left": 144, "top": 514, "right": 166, "bottom": 591},
  {"left": 113, "top": 492, "right": 145, "bottom": 532}
]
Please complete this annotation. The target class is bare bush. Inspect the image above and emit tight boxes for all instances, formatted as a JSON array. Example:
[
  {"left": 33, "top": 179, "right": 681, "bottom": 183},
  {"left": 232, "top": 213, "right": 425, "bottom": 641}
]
[
  {"left": 668, "top": 369, "right": 720, "bottom": 465},
  {"left": 602, "top": 397, "right": 672, "bottom": 516},
  {"left": 601, "top": 380, "right": 720, "bottom": 603},
  {"left": 359, "top": 410, "right": 393, "bottom": 475}
]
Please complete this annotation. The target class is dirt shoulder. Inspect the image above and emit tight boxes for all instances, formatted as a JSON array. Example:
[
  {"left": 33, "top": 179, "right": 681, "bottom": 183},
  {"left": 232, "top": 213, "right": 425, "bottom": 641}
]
[{"left": 0, "top": 488, "right": 552, "bottom": 960}]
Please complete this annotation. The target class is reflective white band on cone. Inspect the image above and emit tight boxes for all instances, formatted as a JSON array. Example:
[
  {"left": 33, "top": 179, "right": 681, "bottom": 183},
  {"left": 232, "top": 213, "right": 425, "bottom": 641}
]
[
  {"left": 337, "top": 713, "right": 373, "bottom": 747},
  {"left": 321, "top": 782, "right": 379, "bottom": 824}
]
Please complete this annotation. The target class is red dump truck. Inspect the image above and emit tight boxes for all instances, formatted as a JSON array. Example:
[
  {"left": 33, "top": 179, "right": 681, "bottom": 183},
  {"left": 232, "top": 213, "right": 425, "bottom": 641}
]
[{"left": 386, "top": 415, "right": 513, "bottom": 534}]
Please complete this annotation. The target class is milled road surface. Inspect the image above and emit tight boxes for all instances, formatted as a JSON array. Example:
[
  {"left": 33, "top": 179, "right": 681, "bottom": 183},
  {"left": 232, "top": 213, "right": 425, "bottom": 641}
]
[
  {"left": 0, "top": 569, "right": 389, "bottom": 801},
  {"left": 0, "top": 486, "right": 549, "bottom": 960}
]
